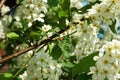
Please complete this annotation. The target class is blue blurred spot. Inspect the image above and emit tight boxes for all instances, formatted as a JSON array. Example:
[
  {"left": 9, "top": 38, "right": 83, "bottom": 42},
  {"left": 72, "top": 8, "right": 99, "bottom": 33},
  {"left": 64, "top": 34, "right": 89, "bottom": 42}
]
[
  {"left": 98, "top": 33, "right": 104, "bottom": 39},
  {"left": 82, "top": 2, "right": 88, "bottom": 6}
]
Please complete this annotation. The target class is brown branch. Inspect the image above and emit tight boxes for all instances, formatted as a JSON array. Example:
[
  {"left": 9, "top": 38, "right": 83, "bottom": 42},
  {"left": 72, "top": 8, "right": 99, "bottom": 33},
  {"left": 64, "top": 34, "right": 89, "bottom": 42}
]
[
  {"left": 0, "top": 0, "right": 6, "bottom": 8},
  {"left": 0, "top": 27, "right": 69, "bottom": 63}
]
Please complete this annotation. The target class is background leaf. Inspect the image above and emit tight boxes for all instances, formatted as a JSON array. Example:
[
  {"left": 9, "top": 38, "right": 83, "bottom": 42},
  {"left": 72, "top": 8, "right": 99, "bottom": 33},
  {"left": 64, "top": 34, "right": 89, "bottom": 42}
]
[
  {"left": 109, "top": 19, "right": 117, "bottom": 34},
  {"left": 72, "top": 51, "right": 98, "bottom": 77},
  {"left": 0, "top": 73, "right": 12, "bottom": 80},
  {"left": 7, "top": 32, "right": 19, "bottom": 39},
  {"left": 58, "top": 11, "right": 68, "bottom": 18},
  {"left": 48, "top": 0, "right": 59, "bottom": 7},
  {"left": 79, "top": 0, "right": 101, "bottom": 14},
  {"left": 62, "top": 61, "right": 74, "bottom": 68},
  {"left": 29, "top": 31, "right": 40, "bottom": 40},
  {"left": 74, "top": 73, "right": 92, "bottom": 80},
  {"left": 61, "top": 0, "right": 70, "bottom": 11},
  {"left": 51, "top": 44, "right": 62, "bottom": 60}
]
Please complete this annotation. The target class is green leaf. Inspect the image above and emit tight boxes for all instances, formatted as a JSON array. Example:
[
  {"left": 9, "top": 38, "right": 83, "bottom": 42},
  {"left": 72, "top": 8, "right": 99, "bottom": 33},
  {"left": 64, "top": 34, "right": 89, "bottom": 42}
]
[
  {"left": 0, "top": 73, "right": 13, "bottom": 80},
  {"left": 72, "top": 51, "right": 98, "bottom": 77},
  {"left": 58, "top": 11, "right": 68, "bottom": 18},
  {"left": 29, "top": 31, "right": 40, "bottom": 40},
  {"left": 59, "top": 17, "right": 66, "bottom": 29},
  {"left": 61, "top": 0, "right": 70, "bottom": 11},
  {"left": 21, "top": 19, "right": 29, "bottom": 31},
  {"left": 58, "top": 36, "right": 74, "bottom": 58},
  {"left": 48, "top": 0, "right": 59, "bottom": 7},
  {"left": 51, "top": 44, "right": 62, "bottom": 60},
  {"left": 0, "top": 42, "right": 5, "bottom": 48},
  {"left": 62, "top": 61, "right": 74, "bottom": 68},
  {"left": 7, "top": 32, "right": 19, "bottom": 39},
  {"left": 109, "top": 19, "right": 117, "bottom": 34},
  {"left": 75, "top": 73, "right": 92, "bottom": 80},
  {"left": 79, "top": 0, "right": 101, "bottom": 14},
  {"left": 79, "top": 4, "right": 92, "bottom": 14},
  {"left": 4, "top": 73, "right": 12, "bottom": 78}
]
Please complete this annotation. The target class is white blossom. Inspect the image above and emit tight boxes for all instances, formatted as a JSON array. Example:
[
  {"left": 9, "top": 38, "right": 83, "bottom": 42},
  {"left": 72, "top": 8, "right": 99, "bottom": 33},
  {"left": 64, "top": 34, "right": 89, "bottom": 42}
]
[
  {"left": 1, "top": 5, "right": 10, "bottom": 15},
  {"left": 42, "top": 25, "right": 52, "bottom": 32},
  {"left": 26, "top": 52, "right": 62, "bottom": 80},
  {"left": 70, "top": 0, "right": 82, "bottom": 9},
  {"left": 89, "top": 39, "right": 120, "bottom": 80}
]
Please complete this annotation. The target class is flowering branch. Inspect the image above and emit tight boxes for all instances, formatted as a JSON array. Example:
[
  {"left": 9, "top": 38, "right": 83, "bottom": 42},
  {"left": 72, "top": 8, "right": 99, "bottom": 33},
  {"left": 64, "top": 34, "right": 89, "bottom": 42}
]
[
  {"left": 0, "top": 0, "right": 6, "bottom": 8},
  {"left": 0, "top": 27, "right": 69, "bottom": 63}
]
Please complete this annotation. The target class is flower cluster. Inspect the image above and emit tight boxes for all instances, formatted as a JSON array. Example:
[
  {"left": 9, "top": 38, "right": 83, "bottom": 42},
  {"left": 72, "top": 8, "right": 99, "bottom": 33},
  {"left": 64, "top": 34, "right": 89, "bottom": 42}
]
[
  {"left": 70, "top": 0, "right": 120, "bottom": 62},
  {"left": 89, "top": 40, "right": 120, "bottom": 80},
  {"left": 0, "top": 5, "right": 12, "bottom": 39},
  {"left": 0, "top": 21, "right": 5, "bottom": 39},
  {"left": 0, "top": 5, "right": 10, "bottom": 16},
  {"left": 88, "top": 0, "right": 120, "bottom": 26},
  {"left": 26, "top": 52, "right": 62, "bottom": 80},
  {"left": 15, "top": 0, "right": 47, "bottom": 27},
  {"left": 70, "top": 0, "right": 82, "bottom": 9},
  {"left": 71, "top": 20, "right": 99, "bottom": 60}
]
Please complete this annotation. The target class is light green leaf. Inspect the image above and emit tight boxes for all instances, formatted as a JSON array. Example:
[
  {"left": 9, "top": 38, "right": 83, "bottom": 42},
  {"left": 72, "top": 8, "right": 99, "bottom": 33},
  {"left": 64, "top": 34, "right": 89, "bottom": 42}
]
[
  {"left": 4, "top": 73, "right": 12, "bottom": 78},
  {"left": 0, "top": 73, "right": 13, "bottom": 80},
  {"left": 58, "top": 11, "right": 68, "bottom": 18},
  {"left": 62, "top": 61, "right": 74, "bottom": 68},
  {"left": 30, "top": 31, "right": 40, "bottom": 40},
  {"left": 7, "top": 32, "right": 19, "bottom": 39}
]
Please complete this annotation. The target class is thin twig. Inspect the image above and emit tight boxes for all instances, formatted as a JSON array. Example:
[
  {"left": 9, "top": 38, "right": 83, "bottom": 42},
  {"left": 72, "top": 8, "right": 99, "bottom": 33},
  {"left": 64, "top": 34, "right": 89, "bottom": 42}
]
[
  {"left": 0, "top": 27, "right": 69, "bottom": 63},
  {"left": 0, "top": 0, "right": 6, "bottom": 8}
]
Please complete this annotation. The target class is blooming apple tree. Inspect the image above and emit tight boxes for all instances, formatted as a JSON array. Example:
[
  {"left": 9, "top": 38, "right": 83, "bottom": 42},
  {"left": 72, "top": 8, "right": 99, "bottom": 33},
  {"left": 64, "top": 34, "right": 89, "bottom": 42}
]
[{"left": 0, "top": 0, "right": 120, "bottom": 80}]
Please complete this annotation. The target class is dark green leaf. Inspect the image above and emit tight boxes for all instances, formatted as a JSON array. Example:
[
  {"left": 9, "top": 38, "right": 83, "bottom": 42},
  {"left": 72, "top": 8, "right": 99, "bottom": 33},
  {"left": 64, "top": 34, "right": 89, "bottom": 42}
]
[
  {"left": 75, "top": 73, "right": 92, "bottom": 80},
  {"left": 59, "top": 17, "right": 66, "bottom": 29},
  {"left": 21, "top": 19, "right": 29, "bottom": 31},
  {"left": 109, "top": 19, "right": 117, "bottom": 34},
  {"left": 51, "top": 44, "right": 62, "bottom": 60},
  {"left": 79, "top": 4, "right": 92, "bottom": 14},
  {"left": 72, "top": 51, "right": 98, "bottom": 77},
  {"left": 79, "top": 0, "right": 101, "bottom": 14},
  {"left": 48, "top": 0, "right": 59, "bottom": 7},
  {"left": 61, "top": 0, "right": 70, "bottom": 11}
]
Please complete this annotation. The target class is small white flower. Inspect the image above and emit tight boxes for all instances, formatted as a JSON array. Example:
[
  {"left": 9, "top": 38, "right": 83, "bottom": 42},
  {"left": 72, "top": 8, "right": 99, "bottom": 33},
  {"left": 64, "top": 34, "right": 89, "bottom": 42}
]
[
  {"left": 19, "top": 71, "right": 27, "bottom": 80},
  {"left": 1, "top": 5, "right": 10, "bottom": 15},
  {"left": 14, "top": 16, "right": 20, "bottom": 22},
  {"left": 70, "top": 0, "right": 82, "bottom": 9},
  {"left": 42, "top": 25, "right": 52, "bottom": 32},
  {"left": 28, "top": 22, "right": 33, "bottom": 27},
  {"left": 34, "top": 14, "right": 45, "bottom": 22}
]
